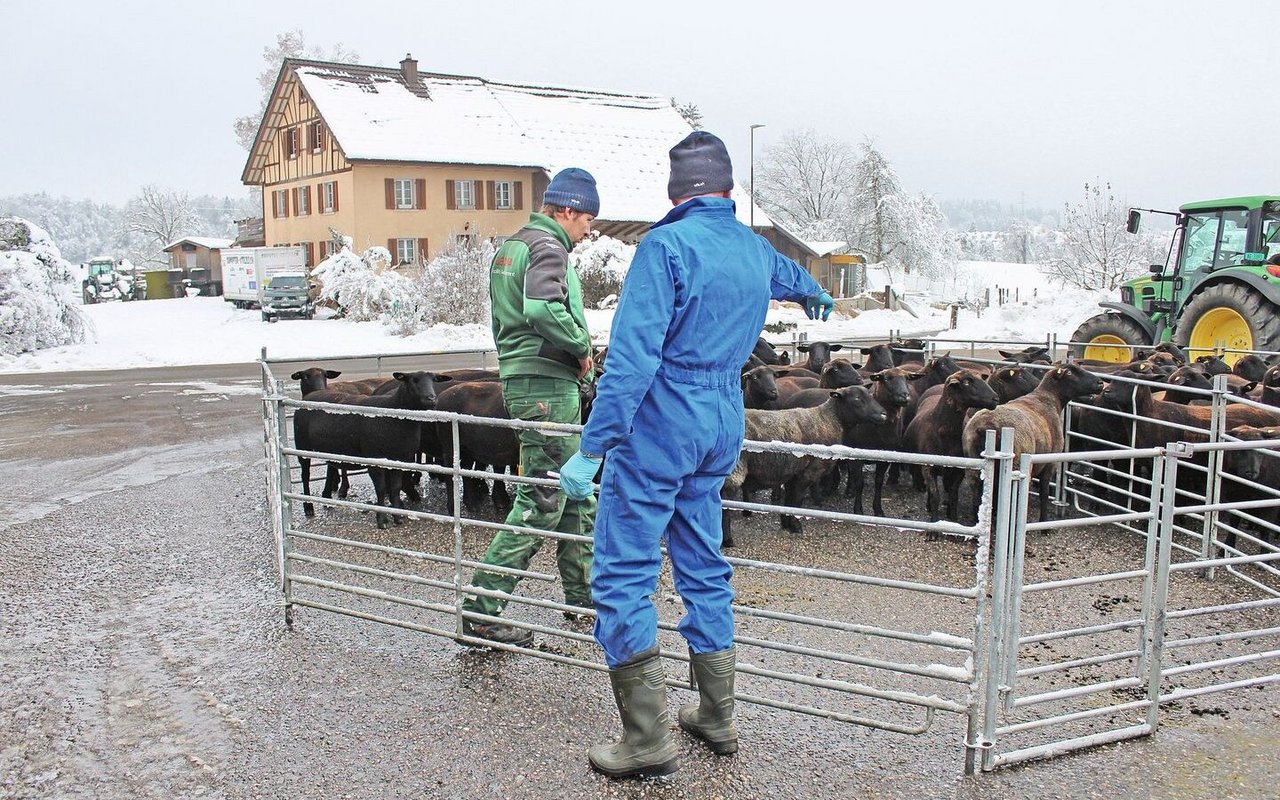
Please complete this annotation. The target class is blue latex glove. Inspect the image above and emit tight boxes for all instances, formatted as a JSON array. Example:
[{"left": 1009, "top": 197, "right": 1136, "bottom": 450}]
[
  {"left": 558, "top": 451, "right": 603, "bottom": 501},
  {"left": 805, "top": 292, "right": 835, "bottom": 321}
]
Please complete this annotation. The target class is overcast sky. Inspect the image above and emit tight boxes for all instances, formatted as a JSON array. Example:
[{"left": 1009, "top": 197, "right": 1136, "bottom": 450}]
[{"left": 5, "top": 0, "right": 1274, "bottom": 216}]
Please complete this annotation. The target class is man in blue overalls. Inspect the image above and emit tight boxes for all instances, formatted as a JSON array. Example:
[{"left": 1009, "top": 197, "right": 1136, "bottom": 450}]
[{"left": 559, "top": 131, "right": 834, "bottom": 779}]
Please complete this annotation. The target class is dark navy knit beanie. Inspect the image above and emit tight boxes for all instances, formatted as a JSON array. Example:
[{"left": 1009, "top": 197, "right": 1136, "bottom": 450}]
[
  {"left": 542, "top": 168, "right": 600, "bottom": 216},
  {"left": 667, "top": 131, "right": 734, "bottom": 200}
]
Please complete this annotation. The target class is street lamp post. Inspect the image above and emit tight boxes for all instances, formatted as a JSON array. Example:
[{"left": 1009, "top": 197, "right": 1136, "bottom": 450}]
[{"left": 749, "top": 123, "right": 765, "bottom": 229}]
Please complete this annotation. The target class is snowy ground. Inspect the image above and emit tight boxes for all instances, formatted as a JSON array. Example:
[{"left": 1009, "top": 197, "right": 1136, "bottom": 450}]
[{"left": 0, "top": 265, "right": 1110, "bottom": 374}]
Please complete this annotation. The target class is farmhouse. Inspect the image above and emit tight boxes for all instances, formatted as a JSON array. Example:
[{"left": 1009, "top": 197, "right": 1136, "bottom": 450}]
[{"left": 241, "top": 54, "right": 775, "bottom": 270}]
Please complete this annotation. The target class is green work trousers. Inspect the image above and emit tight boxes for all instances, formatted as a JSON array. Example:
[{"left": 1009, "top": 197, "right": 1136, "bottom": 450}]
[{"left": 464, "top": 376, "right": 596, "bottom": 616}]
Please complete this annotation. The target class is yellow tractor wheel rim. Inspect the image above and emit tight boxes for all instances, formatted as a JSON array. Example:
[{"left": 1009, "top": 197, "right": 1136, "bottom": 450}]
[
  {"left": 1189, "top": 307, "right": 1251, "bottom": 365},
  {"left": 1083, "top": 334, "right": 1131, "bottom": 363}
]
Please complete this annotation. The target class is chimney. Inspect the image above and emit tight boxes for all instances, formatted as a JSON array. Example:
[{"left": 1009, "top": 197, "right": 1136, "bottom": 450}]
[{"left": 400, "top": 53, "right": 418, "bottom": 84}]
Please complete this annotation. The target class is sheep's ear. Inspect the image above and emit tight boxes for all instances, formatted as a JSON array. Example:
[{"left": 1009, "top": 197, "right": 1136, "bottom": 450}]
[
  {"left": 980, "top": 373, "right": 991, "bottom": 380},
  {"left": 392, "top": 371, "right": 406, "bottom": 380},
  {"left": 435, "top": 374, "right": 452, "bottom": 383},
  {"left": 798, "top": 344, "right": 811, "bottom": 352},
  {"left": 775, "top": 369, "right": 792, "bottom": 378},
  {"left": 1244, "top": 381, "right": 1259, "bottom": 393},
  {"left": 859, "top": 347, "right": 872, "bottom": 354},
  {"left": 907, "top": 372, "right": 926, "bottom": 381},
  {"left": 290, "top": 371, "right": 304, "bottom": 380},
  {"left": 326, "top": 369, "right": 342, "bottom": 378},
  {"left": 869, "top": 372, "right": 884, "bottom": 381},
  {"left": 1054, "top": 366, "right": 1066, "bottom": 377},
  {"left": 998, "top": 350, "right": 1013, "bottom": 359},
  {"left": 850, "top": 361, "right": 863, "bottom": 370},
  {"left": 830, "top": 390, "right": 841, "bottom": 398},
  {"left": 830, "top": 344, "right": 843, "bottom": 351}
]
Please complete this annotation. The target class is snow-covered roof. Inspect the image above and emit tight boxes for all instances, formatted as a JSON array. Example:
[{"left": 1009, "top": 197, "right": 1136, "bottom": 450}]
[
  {"left": 164, "top": 237, "right": 234, "bottom": 251},
  {"left": 265, "top": 59, "right": 768, "bottom": 226},
  {"left": 804, "top": 241, "right": 847, "bottom": 257}
]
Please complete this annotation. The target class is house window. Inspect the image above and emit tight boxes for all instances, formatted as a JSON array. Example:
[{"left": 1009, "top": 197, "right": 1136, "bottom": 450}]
[
  {"left": 285, "top": 127, "right": 299, "bottom": 160},
  {"left": 296, "top": 186, "right": 310, "bottom": 216},
  {"left": 321, "top": 181, "right": 337, "bottom": 213},
  {"left": 455, "top": 233, "right": 478, "bottom": 248},
  {"left": 495, "top": 181, "right": 512, "bottom": 210},
  {"left": 395, "top": 238, "right": 417, "bottom": 266},
  {"left": 272, "top": 190, "right": 289, "bottom": 218},
  {"left": 309, "top": 122, "right": 324, "bottom": 152},
  {"left": 394, "top": 179, "right": 414, "bottom": 209},
  {"left": 454, "top": 180, "right": 474, "bottom": 209}
]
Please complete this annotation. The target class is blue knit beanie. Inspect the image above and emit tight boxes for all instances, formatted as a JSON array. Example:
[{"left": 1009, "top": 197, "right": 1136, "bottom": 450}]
[
  {"left": 542, "top": 168, "right": 600, "bottom": 216},
  {"left": 668, "top": 131, "right": 734, "bottom": 200}
]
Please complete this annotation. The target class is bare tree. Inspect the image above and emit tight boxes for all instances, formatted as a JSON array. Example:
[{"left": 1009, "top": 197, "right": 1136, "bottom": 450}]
[
  {"left": 120, "top": 186, "right": 199, "bottom": 267},
  {"left": 234, "top": 30, "right": 359, "bottom": 151},
  {"left": 753, "top": 129, "right": 859, "bottom": 234},
  {"left": 1042, "top": 181, "right": 1163, "bottom": 291}
]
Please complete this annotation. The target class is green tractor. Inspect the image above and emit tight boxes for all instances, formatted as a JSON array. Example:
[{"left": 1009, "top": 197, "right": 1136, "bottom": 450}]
[{"left": 1070, "top": 196, "right": 1280, "bottom": 365}]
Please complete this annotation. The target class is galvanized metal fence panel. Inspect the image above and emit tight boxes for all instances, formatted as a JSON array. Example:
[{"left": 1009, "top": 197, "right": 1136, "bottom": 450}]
[{"left": 260, "top": 341, "right": 1280, "bottom": 777}]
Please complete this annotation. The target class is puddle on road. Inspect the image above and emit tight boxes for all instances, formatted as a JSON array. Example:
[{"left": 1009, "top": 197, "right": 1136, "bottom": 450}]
[{"left": 0, "top": 438, "right": 255, "bottom": 531}]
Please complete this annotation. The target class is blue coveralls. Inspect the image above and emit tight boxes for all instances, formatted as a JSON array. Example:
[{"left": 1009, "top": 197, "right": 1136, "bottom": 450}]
[{"left": 579, "top": 197, "right": 823, "bottom": 668}]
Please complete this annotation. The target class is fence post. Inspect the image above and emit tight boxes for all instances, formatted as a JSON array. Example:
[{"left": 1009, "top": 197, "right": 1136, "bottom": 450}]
[
  {"left": 1145, "top": 446, "right": 1182, "bottom": 731},
  {"left": 950, "top": 304, "right": 958, "bottom": 329},
  {"left": 1135, "top": 452, "right": 1166, "bottom": 679},
  {"left": 980, "top": 427, "right": 1017, "bottom": 772},
  {"left": 262, "top": 361, "right": 295, "bottom": 626},
  {"left": 1200, "top": 373, "right": 1230, "bottom": 577}
]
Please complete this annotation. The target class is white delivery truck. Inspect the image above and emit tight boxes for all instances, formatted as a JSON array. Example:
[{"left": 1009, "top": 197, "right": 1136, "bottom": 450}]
[{"left": 221, "top": 246, "right": 308, "bottom": 309}]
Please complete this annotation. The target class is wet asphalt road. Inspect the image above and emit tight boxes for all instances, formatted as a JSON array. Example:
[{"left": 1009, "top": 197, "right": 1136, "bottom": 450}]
[{"left": 1, "top": 361, "right": 1277, "bottom": 800}]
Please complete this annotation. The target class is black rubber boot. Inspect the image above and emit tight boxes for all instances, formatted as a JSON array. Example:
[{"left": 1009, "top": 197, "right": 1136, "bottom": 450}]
[
  {"left": 588, "top": 649, "right": 679, "bottom": 779},
  {"left": 461, "top": 617, "right": 534, "bottom": 648},
  {"left": 678, "top": 647, "right": 738, "bottom": 755}
]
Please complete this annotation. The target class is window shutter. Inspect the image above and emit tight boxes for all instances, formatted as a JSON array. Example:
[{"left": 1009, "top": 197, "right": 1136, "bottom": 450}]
[
  {"left": 387, "top": 238, "right": 397, "bottom": 263},
  {"left": 272, "top": 192, "right": 280, "bottom": 219},
  {"left": 445, "top": 180, "right": 456, "bottom": 210},
  {"left": 417, "top": 238, "right": 429, "bottom": 263},
  {"left": 303, "top": 242, "right": 314, "bottom": 266},
  {"left": 291, "top": 188, "right": 299, "bottom": 216},
  {"left": 474, "top": 180, "right": 485, "bottom": 211},
  {"left": 385, "top": 178, "right": 395, "bottom": 209},
  {"left": 415, "top": 179, "right": 426, "bottom": 210},
  {"left": 514, "top": 181, "right": 524, "bottom": 210},
  {"left": 316, "top": 182, "right": 324, "bottom": 212},
  {"left": 303, "top": 186, "right": 311, "bottom": 215},
  {"left": 487, "top": 181, "right": 497, "bottom": 209},
  {"left": 332, "top": 182, "right": 340, "bottom": 212},
  {"left": 283, "top": 189, "right": 290, "bottom": 218}
]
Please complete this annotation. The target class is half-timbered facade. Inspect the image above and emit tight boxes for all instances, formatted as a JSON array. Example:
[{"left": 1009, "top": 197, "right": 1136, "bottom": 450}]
[{"left": 241, "top": 55, "right": 770, "bottom": 270}]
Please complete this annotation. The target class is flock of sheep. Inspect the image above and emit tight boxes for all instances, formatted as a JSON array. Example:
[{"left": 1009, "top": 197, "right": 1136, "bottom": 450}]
[{"left": 284, "top": 336, "right": 1280, "bottom": 549}]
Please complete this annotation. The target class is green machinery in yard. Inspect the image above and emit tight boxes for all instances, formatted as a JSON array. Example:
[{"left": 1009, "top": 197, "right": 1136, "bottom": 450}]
[{"left": 1070, "top": 196, "right": 1280, "bottom": 364}]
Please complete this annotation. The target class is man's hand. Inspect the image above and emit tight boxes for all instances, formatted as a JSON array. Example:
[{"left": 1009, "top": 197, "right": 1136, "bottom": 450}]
[
  {"left": 558, "top": 451, "right": 603, "bottom": 500},
  {"left": 577, "top": 356, "right": 594, "bottom": 380},
  {"left": 804, "top": 292, "right": 835, "bottom": 321}
]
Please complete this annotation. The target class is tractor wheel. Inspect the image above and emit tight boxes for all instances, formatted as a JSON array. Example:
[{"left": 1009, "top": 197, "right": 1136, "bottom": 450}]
[
  {"left": 1173, "top": 283, "right": 1280, "bottom": 365},
  {"left": 1069, "top": 313, "right": 1149, "bottom": 363}
]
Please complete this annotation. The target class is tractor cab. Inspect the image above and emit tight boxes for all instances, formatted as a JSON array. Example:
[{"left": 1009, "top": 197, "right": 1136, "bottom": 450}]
[{"left": 1074, "top": 196, "right": 1280, "bottom": 364}]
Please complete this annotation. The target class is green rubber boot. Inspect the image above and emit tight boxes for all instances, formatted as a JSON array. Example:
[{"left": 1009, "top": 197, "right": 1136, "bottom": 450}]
[
  {"left": 677, "top": 647, "right": 738, "bottom": 755},
  {"left": 588, "top": 650, "right": 679, "bottom": 779}
]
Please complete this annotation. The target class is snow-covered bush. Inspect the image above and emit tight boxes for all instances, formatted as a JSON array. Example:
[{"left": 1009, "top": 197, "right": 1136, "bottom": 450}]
[
  {"left": 310, "top": 238, "right": 405, "bottom": 322},
  {"left": 415, "top": 237, "right": 495, "bottom": 327},
  {"left": 0, "top": 217, "right": 87, "bottom": 356},
  {"left": 572, "top": 233, "right": 634, "bottom": 308}
]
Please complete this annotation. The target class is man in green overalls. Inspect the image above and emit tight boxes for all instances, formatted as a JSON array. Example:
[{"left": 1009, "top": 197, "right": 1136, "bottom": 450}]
[{"left": 461, "top": 168, "right": 599, "bottom": 647}]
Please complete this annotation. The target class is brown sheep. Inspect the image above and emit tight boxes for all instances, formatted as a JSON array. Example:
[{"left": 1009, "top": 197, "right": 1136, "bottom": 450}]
[{"left": 962, "top": 362, "right": 1105, "bottom": 522}]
